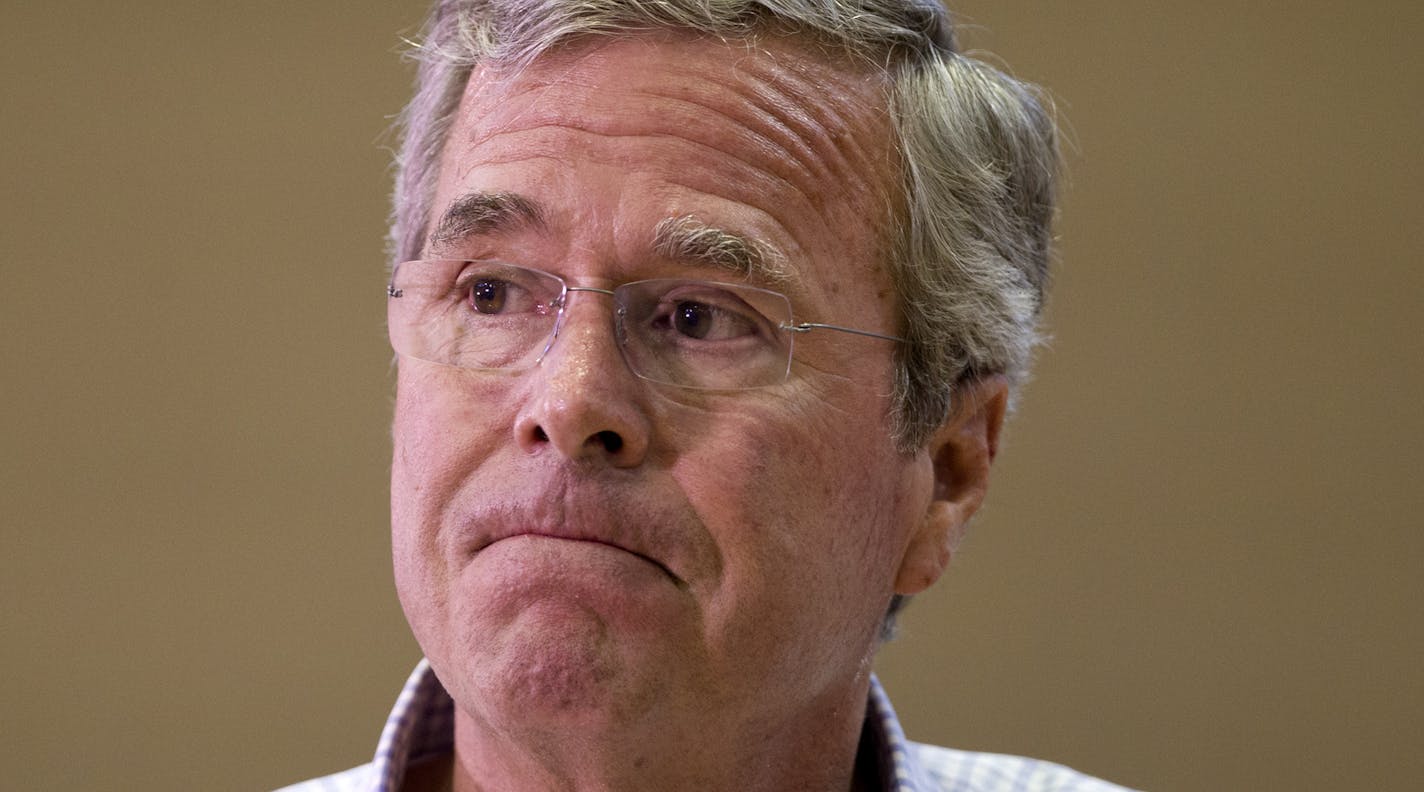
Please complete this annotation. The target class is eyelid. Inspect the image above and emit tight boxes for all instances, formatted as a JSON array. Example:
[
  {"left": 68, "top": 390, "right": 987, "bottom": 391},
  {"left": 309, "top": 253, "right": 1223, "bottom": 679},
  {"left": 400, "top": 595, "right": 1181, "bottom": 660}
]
[
  {"left": 655, "top": 281, "right": 764, "bottom": 311},
  {"left": 650, "top": 285, "right": 780, "bottom": 338},
  {"left": 649, "top": 283, "right": 751, "bottom": 317},
  {"left": 451, "top": 261, "right": 530, "bottom": 291},
  {"left": 451, "top": 267, "right": 478, "bottom": 292}
]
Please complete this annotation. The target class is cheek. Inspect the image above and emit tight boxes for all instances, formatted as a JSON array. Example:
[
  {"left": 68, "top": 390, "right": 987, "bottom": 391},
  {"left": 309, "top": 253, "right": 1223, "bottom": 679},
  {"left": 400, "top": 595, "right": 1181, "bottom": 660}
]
[
  {"left": 673, "top": 394, "right": 906, "bottom": 618},
  {"left": 390, "top": 366, "right": 515, "bottom": 619},
  {"left": 392, "top": 365, "right": 515, "bottom": 502},
  {"left": 669, "top": 400, "right": 912, "bottom": 696}
]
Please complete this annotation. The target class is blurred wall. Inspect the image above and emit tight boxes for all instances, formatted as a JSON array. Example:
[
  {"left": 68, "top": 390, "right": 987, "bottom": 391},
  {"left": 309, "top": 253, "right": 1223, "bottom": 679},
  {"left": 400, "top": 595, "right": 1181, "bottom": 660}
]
[{"left": 3, "top": 1, "right": 1419, "bottom": 789}]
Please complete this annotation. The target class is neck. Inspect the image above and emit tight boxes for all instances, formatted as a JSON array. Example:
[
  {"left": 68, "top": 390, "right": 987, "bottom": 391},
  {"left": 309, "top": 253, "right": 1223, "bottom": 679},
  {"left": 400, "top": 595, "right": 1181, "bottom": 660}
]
[{"left": 441, "top": 675, "right": 877, "bottom": 792}]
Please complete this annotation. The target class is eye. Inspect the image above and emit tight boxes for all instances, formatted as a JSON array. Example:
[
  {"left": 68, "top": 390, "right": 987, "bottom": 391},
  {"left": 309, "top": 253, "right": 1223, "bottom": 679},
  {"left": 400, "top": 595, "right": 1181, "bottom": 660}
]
[
  {"left": 672, "top": 301, "right": 713, "bottom": 339},
  {"left": 453, "top": 265, "right": 561, "bottom": 317},
  {"left": 470, "top": 278, "right": 507, "bottom": 314},
  {"left": 666, "top": 298, "right": 759, "bottom": 341}
]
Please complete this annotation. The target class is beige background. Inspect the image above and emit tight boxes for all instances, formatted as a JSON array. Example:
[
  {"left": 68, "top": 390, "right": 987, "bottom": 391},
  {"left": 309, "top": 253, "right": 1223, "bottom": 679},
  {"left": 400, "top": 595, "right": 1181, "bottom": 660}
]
[{"left": 2, "top": 1, "right": 1419, "bottom": 790}]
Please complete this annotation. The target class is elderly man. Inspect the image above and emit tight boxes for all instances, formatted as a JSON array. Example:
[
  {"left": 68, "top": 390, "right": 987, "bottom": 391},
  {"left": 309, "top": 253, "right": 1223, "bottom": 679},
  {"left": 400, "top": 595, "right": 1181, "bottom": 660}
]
[{"left": 286, "top": 0, "right": 1128, "bottom": 790}]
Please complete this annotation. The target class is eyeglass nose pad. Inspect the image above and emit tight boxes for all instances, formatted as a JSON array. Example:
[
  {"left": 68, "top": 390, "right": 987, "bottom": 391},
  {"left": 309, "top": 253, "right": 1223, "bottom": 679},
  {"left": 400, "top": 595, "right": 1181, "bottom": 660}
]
[
  {"left": 611, "top": 298, "right": 648, "bottom": 378},
  {"left": 613, "top": 303, "right": 630, "bottom": 344}
]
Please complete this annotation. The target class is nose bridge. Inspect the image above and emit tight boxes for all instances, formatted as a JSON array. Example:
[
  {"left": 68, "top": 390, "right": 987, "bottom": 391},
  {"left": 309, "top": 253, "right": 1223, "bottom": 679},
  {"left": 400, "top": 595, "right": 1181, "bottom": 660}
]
[{"left": 546, "top": 285, "right": 622, "bottom": 371}]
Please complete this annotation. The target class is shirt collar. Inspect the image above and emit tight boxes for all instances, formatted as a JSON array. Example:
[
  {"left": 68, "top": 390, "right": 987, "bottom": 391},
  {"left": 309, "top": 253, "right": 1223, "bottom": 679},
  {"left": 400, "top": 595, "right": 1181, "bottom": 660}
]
[
  {"left": 368, "top": 659, "right": 454, "bottom": 792},
  {"left": 368, "top": 659, "right": 929, "bottom": 792}
]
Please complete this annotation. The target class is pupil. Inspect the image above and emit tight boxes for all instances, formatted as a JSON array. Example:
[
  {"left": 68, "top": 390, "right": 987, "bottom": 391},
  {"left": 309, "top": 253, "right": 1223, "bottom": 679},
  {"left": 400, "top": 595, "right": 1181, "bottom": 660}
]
[
  {"left": 472, "top": 280, "right": 505, "bottom": 313},
  {"left": 673, "top": 302, "right": 711, "bottom": 339}
]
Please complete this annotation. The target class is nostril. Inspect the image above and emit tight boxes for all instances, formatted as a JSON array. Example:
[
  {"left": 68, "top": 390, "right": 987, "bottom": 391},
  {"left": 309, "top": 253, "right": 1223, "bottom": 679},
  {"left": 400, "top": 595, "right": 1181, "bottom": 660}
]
[
  {"left": 524, "top": 424, "right": 628, "bottom": 457},
  {"left": 596, "top": 430, "right": 623, "bottom": 453}
]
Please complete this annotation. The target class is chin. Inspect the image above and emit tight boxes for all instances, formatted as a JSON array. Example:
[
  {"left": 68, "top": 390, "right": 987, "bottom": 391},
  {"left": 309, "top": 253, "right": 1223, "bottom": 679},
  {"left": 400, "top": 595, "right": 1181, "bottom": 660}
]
[{"left": 445, "top": 596, "right": 670, "bottom": 731}]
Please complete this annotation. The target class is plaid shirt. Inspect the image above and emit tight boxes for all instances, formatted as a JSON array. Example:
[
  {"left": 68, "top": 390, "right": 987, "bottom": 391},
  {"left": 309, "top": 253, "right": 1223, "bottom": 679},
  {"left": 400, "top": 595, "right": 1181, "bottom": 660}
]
[{"left": 279, "top": 660, "right": 1132, "bottom": 792}]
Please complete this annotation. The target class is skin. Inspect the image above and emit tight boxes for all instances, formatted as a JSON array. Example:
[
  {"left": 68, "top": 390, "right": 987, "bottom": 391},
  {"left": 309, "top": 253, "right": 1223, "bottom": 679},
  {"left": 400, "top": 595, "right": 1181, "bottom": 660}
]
[{"left": 390, "top": 31, "right": 1007, "bottom": 792}]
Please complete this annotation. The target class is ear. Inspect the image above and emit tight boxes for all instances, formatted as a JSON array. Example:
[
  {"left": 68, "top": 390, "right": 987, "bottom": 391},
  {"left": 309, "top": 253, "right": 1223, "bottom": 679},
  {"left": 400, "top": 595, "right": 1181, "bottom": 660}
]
[{"left": 893, "top": 375, "right": 1009, "bottom": 595}]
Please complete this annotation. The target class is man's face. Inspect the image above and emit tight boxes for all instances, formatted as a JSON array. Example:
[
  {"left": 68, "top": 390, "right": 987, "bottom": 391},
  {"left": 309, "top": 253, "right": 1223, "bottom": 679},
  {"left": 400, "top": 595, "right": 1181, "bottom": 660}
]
[{"left": 391, "top": 33, "right": 938, "bottom": 736}]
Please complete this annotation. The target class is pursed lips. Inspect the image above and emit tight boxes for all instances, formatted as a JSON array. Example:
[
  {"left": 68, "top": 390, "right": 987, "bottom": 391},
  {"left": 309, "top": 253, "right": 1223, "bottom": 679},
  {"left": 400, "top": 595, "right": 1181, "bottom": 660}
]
[
  {"left": 476, "top": 529, "right": 682, "bottom": 584},
  {"left": 450, "top": 474, "right": 720, "bottom": 590}
]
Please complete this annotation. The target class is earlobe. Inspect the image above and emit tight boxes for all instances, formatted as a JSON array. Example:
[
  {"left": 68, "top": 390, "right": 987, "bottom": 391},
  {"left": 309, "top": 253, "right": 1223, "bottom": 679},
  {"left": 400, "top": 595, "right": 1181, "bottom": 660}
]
[
  {"left": 894, "top": 501, "right": 957, "bottom": 595},
  {"left": 893, "top": 376, "right": 1010, "bottom": 595}
]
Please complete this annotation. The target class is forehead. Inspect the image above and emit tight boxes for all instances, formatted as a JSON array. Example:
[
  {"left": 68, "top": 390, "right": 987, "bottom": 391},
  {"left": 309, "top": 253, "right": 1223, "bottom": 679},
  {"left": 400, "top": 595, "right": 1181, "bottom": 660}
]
[{"left": 432, "top": 32, "right": 899, "bottom": 304}]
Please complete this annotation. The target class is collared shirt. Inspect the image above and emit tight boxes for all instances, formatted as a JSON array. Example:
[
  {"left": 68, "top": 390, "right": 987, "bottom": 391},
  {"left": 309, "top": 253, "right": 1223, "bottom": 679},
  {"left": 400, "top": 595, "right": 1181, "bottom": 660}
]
[{"left": 278, "top": 660, "right": 1132, "bottom": 792}]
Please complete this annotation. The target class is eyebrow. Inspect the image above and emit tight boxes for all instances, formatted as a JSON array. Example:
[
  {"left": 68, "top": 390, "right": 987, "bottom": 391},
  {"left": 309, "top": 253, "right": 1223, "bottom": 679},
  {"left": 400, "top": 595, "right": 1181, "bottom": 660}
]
[
  {"left": 652, "top": 215, "right": 793, "bottom": 285},
  {"left": 427, "top": 191, "right": 545, "bottom": 251},
  {"left": 428, "top": 197, "right": 791, "bottom": 284}
]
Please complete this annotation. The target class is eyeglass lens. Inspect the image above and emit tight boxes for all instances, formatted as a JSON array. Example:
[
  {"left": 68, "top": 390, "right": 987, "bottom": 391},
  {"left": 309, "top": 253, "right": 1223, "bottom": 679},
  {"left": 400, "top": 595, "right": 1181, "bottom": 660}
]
[{"left": 388, "top": 260, "right": 796, "bottom": 389}]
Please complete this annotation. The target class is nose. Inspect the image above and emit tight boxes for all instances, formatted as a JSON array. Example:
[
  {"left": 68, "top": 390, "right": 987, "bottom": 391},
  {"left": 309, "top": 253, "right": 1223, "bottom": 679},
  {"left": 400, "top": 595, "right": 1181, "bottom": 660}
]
[{"left": 513, "top": 290, "right": 651, "bottom": 466}]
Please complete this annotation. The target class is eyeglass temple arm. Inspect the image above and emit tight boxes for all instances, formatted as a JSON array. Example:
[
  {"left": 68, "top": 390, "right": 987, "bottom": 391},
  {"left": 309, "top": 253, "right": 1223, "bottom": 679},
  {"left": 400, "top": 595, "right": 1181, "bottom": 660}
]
[{"left": 780, "top": 322, "right": 904, "bottom": 343}]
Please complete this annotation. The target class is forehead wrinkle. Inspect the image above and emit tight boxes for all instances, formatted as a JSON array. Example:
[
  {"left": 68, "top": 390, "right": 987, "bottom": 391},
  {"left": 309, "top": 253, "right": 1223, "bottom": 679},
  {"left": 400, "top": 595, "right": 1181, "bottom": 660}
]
[
  {"left": 633, "top": 88, "right": 825, "bottom": 209},
  {"left": 617, "top": 56, "right": 890, "bottom": 221},
  {"left": 468, "top": 109, "right": 816, "bottom": 210},
  {"left": 463, "top": 43, "right": 888, "bottom": 221},
  {"left": 452, "top": 100, "right": 813, "bottom": 220},
  {"left": 452, "top": 120, "right": 820, "bottom": 262},
  {"left": 730, "top": 52, "right": 895, "bottom": 215},
  {"left": 453, "top": 119, "right": 851, "bottom": 288},
  {"left": 463, "top": 83, "right": 814, "bottom": 197}
]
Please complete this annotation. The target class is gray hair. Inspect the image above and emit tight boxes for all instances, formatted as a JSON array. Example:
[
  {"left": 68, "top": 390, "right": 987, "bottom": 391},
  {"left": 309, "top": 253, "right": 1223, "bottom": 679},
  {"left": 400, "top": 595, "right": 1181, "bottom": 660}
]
[{"left": 389, "top": 0, "right": 1059, "bottom": 453}]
